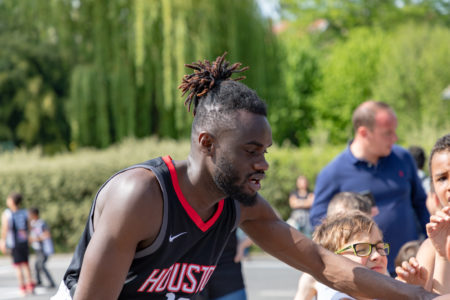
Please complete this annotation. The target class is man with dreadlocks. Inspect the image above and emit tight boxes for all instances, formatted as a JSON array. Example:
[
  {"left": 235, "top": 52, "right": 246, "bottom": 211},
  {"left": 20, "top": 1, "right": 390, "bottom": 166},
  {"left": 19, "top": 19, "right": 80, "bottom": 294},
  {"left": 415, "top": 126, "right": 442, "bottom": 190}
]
[{"left": 52, "top": 53, "right": 437, "bottom": 300}]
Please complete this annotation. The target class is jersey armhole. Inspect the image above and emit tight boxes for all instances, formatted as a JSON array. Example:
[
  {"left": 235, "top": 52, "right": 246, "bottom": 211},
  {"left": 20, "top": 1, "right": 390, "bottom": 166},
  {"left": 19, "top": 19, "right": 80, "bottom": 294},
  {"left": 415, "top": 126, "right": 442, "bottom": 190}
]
[
  {"left": 232, "top": 200, "right": 241, "bottom": 231},
  {"left": 134, "top": 165, "right": 169, "bottom": 259}
]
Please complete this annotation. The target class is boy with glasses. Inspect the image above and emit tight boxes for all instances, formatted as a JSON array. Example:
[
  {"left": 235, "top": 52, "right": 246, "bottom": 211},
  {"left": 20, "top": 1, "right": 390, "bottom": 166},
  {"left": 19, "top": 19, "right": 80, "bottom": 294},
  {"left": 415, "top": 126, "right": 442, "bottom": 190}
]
[{"left": 313, "top": 211, "right": 389, "bottom": 299}]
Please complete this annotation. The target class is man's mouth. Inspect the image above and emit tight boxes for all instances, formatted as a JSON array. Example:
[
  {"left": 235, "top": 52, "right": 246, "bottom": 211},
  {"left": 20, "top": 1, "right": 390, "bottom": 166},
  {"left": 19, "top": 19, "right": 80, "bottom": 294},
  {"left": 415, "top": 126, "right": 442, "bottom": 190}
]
[{"left": 247, "top": 173, "right": 265, "bottom": 192}]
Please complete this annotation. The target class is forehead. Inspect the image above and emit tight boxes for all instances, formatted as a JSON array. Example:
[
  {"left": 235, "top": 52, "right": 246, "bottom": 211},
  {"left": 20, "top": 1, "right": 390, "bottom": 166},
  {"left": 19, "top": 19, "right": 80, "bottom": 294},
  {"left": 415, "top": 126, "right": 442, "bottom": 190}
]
[
  {"left": 223, "top": 110, "right": 272, "bottom": 144},
  {"left": 348, "top": 228, "right": 382, "bottom": 244},
  {"left": 431, "top": 150, "right": 450, "bottom": 173},
  {"left": 374, "top": 109, "right": 397, "bottom": 127}
]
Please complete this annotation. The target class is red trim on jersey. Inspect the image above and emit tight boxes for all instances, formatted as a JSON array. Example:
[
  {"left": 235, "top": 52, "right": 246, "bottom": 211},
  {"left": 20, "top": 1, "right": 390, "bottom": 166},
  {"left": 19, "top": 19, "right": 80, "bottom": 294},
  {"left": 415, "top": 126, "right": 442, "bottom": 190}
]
[{"left": 162, "top": 155, "right": 224, "bottom": 232}]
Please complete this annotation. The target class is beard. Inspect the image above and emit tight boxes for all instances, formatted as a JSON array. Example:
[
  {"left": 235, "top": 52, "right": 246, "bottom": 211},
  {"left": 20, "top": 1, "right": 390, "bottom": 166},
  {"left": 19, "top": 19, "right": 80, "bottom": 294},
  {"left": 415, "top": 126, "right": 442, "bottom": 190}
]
[{"left": 212, "top": 156, "right": 257, "bottom": 207}]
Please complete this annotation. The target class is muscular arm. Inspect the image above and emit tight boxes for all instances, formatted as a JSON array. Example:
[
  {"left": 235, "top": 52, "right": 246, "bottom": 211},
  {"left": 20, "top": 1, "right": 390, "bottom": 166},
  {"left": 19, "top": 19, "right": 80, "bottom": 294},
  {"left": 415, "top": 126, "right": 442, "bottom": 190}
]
[
  {"left": 74, "top": 168, "right": 163, "bottom": 300},
  {"left": 240, "top": 195, "right": 437, "bottom": 300}
]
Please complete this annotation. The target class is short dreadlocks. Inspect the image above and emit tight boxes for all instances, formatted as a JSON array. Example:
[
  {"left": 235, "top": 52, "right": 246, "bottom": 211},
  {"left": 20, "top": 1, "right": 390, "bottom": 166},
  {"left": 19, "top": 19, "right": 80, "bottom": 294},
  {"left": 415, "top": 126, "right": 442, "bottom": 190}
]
[{"left": 178, "top": 52, "right": 267, "bottom": 133}]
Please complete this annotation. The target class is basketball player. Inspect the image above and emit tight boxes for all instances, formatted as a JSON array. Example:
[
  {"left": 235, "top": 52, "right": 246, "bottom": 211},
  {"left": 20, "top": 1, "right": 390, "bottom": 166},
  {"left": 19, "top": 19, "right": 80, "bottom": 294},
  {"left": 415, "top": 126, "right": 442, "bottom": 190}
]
[{"left": 52, "top": 53, "right": 437, "bottom": 300}]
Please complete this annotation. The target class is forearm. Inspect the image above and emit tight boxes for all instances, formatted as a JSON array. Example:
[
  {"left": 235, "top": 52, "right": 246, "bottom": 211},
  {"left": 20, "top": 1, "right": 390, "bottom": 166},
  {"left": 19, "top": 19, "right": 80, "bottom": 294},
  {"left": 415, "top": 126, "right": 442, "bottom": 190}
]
[
  {"left": 319, "top": 251, "right": 433, "bottom": 300},
  {"left": 251, "top": 223, "right": 436, "bottom": 300},
  {"left": 431, "top": 254, "right": 450, "bottom": 294}
]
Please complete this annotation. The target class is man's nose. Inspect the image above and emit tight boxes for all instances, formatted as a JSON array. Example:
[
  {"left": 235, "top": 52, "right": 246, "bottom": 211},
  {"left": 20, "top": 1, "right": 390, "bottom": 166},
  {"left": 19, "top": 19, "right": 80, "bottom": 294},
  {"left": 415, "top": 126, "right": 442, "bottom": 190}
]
[{"left": 254, "top": 157, "right": 269, "bottom": 171}]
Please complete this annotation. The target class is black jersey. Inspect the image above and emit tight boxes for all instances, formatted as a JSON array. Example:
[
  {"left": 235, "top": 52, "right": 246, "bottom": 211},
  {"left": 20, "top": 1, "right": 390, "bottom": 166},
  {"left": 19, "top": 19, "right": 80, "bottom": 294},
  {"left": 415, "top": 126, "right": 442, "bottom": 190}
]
[{"left": 63, "top": 156, "right": 240, "bottom": 299}]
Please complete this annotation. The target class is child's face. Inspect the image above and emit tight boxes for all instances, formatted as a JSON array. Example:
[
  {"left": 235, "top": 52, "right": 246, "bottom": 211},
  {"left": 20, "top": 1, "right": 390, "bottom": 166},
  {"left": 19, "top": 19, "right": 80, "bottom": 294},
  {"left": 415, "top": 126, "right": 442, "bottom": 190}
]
[
  {"left": 338, "top": 229, "right": 388, "bottom": 275},
  {"left": 431, "top": 150, "right": 450, "bottom": 207}
]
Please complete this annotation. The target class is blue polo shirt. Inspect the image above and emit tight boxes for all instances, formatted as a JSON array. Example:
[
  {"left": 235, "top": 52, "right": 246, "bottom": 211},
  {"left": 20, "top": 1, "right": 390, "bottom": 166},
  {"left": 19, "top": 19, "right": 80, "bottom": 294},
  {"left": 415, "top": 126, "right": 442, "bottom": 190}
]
[{"left": 310, "top": 144, "right": 429, "bottom": 274}]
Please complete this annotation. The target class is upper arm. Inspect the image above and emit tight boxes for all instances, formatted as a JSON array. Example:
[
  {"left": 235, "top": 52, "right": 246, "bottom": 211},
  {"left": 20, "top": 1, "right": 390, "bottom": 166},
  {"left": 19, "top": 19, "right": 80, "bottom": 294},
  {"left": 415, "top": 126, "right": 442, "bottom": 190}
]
[
  {"left": 1, "top": 211, "right": 8, "bottom": 239},
  {"left": 295, "top": 273, "right": 317, "bottom": 300},
  {"left": 74, "top": 168, "right": 163, "bottom": 300}
]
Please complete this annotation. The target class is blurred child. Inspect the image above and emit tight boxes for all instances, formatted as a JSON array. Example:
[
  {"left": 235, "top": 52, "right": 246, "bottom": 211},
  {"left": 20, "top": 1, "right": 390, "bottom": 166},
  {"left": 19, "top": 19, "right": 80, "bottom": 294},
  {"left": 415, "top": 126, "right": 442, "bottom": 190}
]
[
  {"left": 313, "top": 211, "right": 389, "bottom": 299},
  {"left": 0, "top": 192, "right": 35, "bottom": 295},
  {"left": 395, "top": 240, "right": 421, "bottom": 270},
  {"left": 287, "top": 175, "right": 314, "bottom": 237},
  {"left": 294, "top": 192, "right": 374, "bottom": 300},
  {"left": 29, "top": 207, "right": 56, "bottom": 288},
  {"left": 396, "top": 134, "right": 450, "bottom": 294},
  {"left": 327, "top": 192, "right": 373, "bottom": 217}
]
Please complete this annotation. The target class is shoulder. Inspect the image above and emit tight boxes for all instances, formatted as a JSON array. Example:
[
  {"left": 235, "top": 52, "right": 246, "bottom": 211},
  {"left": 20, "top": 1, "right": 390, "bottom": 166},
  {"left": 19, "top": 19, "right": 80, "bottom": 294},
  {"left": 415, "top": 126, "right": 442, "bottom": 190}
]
[
  {"left": 390, "top": 145, "right": 414, "bottom": 162},
  {"left": 319, "top": 151, "right": 347, "bottom": 173},
  {"left": 94, "top": 167, "right": 163, "bottom": 242},
  {"left": 98, "top": 167, "right": 162, "bottom": 213}
]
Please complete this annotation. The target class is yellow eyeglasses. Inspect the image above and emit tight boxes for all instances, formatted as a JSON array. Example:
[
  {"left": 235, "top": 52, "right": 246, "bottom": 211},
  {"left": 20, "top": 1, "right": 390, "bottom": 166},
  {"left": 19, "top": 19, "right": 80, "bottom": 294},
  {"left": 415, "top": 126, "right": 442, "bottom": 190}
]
[{"left": 335, "top": 242, "right": 390, "bottom": 257}]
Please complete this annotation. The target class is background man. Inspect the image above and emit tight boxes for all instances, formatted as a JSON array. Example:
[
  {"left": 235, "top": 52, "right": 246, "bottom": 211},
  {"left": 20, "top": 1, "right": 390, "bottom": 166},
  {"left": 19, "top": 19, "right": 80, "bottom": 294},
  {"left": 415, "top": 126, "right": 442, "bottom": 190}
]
[{"left": 310, "top": 100, "right": 429, "bottom": 276}]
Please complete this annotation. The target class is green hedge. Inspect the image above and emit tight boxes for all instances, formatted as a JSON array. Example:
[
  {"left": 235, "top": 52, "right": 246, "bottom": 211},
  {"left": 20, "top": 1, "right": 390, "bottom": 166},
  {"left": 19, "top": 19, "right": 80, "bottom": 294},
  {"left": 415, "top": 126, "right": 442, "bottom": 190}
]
[{"left": 0, "top": 137, "right": 343, "bottom": 252}]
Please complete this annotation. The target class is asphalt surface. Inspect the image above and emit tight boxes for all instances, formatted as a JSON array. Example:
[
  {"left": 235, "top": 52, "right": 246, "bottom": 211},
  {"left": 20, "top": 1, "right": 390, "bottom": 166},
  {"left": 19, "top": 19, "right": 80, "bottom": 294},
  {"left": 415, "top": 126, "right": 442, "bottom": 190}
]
[{"left": 0, "top": 253, "right": 301, "bottom": 300}]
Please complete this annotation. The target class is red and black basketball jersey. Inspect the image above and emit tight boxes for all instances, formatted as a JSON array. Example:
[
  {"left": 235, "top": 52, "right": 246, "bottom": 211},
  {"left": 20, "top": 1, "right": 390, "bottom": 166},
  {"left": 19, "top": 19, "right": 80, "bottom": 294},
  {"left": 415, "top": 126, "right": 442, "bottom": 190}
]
[{"left": 63, "top": 155, "right": 240, "bottom": 299}]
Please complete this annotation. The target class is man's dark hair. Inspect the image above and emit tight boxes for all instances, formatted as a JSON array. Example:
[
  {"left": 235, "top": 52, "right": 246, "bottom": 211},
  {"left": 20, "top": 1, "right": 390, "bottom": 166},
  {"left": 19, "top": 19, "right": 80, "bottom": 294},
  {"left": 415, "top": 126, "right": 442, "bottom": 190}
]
[
  {"left": 179, "top": 52, "right": 267, "bottom": 133},
  {"left": 8, "top": 192, "right": 23, "bottom": 206},
  {"left": 408, "top": 145, "right": 426, "bottom": 170},
  {"left": 429, "top": 134, "right": 450, "bottom": 177}
]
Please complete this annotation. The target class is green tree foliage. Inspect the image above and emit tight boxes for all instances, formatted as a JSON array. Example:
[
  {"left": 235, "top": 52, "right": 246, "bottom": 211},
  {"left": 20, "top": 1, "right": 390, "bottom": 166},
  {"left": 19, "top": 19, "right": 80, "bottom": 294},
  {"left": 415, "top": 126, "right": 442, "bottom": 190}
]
[
  {"left": 372, "top": 23, "right": 450, "bottom": 145},
  {"left": 65, "top": 0, "right": 280, "bottom": 148},
  {"left": 280, "top": 0, "right": 450, "bottom": 36},
  {"left": 0, "top": 0, "right": 279, "bottom": 152},
  {"left": 312, "top": 28, "right": 386, "bottom": 143},
  {"left": 0, "top": 1, "right": 71, "bottom": 154},
  {"left": 270, "top": 34, "right": 320, "bottom": 146}
]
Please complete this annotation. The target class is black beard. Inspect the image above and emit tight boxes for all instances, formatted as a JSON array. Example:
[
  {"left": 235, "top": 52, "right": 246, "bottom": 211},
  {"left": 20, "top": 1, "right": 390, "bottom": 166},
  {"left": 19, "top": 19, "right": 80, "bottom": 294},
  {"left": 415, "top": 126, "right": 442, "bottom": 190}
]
[{"left": 213, "top": 157, "right": 257, "bottom": 207}]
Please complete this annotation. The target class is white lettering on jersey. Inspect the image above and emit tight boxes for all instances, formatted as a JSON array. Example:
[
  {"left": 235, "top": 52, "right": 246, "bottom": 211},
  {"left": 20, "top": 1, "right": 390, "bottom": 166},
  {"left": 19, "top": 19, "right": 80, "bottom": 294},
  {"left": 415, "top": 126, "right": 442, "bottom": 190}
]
[
  {"left": 137, "top": 263, "right": 215, "bottom": 296},
  {"left": 167, "top": 263, "right": 187, "bottom": 292},
  {"left": 182, "top": 264, "right": 200, "bottom": 293}
]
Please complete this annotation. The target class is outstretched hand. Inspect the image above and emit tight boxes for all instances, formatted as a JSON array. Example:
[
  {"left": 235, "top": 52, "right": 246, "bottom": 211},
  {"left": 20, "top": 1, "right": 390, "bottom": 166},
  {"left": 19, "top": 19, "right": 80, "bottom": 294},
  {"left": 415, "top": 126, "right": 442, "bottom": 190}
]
[
  {"left": 395, "top": 256, "right": 428, "bottom": 287},
  {"left": 426, "top": 206, "right": 450, "bottom": 258}
]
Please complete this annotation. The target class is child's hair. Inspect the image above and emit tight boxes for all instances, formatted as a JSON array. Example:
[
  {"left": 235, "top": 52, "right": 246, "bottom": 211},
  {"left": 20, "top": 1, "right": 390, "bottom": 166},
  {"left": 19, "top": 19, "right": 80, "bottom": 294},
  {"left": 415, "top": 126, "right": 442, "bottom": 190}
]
[
  {"left": 29, "top": 207, "right": 40, "bottom": 216},
  {"left": 429, "top": 134, "right": 450, "bottom": 177},
  {"left": 394, "top": 240, "right": 421, "bottom": 268},
  {"left": 7, "top": 192, "right": 23, "bottom": 206},
  {"left": 408, "top": 145, "right": 426, "bottom": 170},
  {"left": 327, "top": 192, "right": 372, "bottom": 216},
  {"left": 312, "top": 211, "right": 381, "bottom": 252}
]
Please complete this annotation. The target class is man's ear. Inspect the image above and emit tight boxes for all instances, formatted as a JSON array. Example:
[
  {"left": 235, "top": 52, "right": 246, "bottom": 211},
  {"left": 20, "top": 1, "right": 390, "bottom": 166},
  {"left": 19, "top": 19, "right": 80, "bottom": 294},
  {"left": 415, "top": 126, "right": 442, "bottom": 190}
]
[
  {"left": 198, "top": 131, "right": 215, "bottom": 156},
  {"left": 357, "top": 126, "right": 369, "bottom": 138}
]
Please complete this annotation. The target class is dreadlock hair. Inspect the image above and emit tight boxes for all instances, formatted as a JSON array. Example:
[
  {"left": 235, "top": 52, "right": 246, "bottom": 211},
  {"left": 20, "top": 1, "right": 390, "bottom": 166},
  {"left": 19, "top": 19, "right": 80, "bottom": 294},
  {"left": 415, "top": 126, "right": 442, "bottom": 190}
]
[
  {"left": 429, "top": 134, "right": 450, "bottom": 178},
  {"left": 178, "top": 52, "right": 267, "bottom": 133},
  {"left": 352, "top": 100, "right": 394, "bottom": 132}
]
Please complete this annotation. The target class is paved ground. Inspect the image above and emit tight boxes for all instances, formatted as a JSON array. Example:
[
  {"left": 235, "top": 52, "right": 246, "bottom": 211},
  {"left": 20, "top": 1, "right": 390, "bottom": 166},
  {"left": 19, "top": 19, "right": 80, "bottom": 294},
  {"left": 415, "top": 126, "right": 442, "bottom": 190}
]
[{"left": 0, "top": 253, "right": 301, "bottom": 300}]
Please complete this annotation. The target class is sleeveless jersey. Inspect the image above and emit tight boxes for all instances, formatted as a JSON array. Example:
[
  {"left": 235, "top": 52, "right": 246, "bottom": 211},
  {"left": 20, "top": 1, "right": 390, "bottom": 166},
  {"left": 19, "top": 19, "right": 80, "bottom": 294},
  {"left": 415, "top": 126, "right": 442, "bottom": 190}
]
[
  {"left": 63, "top": 156, "right": 240, "bottom": 300},
  {"left": 3, "top": 208, "right": 29, "bottom": 248}
]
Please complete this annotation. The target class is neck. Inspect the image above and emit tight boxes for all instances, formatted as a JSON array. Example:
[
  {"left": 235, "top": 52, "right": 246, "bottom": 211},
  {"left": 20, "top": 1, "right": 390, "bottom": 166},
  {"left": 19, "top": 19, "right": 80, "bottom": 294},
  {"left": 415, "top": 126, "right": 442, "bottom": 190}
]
[
  {"left": 184, "top": 154, "right": 225, "bottom": 220},
  {"left": 350, "top": 138, "right": 379, "bottom": 165}
]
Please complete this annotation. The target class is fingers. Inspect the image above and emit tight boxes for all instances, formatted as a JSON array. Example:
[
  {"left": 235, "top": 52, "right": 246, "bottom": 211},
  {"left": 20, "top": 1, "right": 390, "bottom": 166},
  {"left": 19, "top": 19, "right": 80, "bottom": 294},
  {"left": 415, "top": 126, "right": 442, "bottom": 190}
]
[
  {"left": 395, "top": 261, "right": 415, "bottom": 279},
  {"left": 394, "top": 258, "right": 427, "bottom": 287}
]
